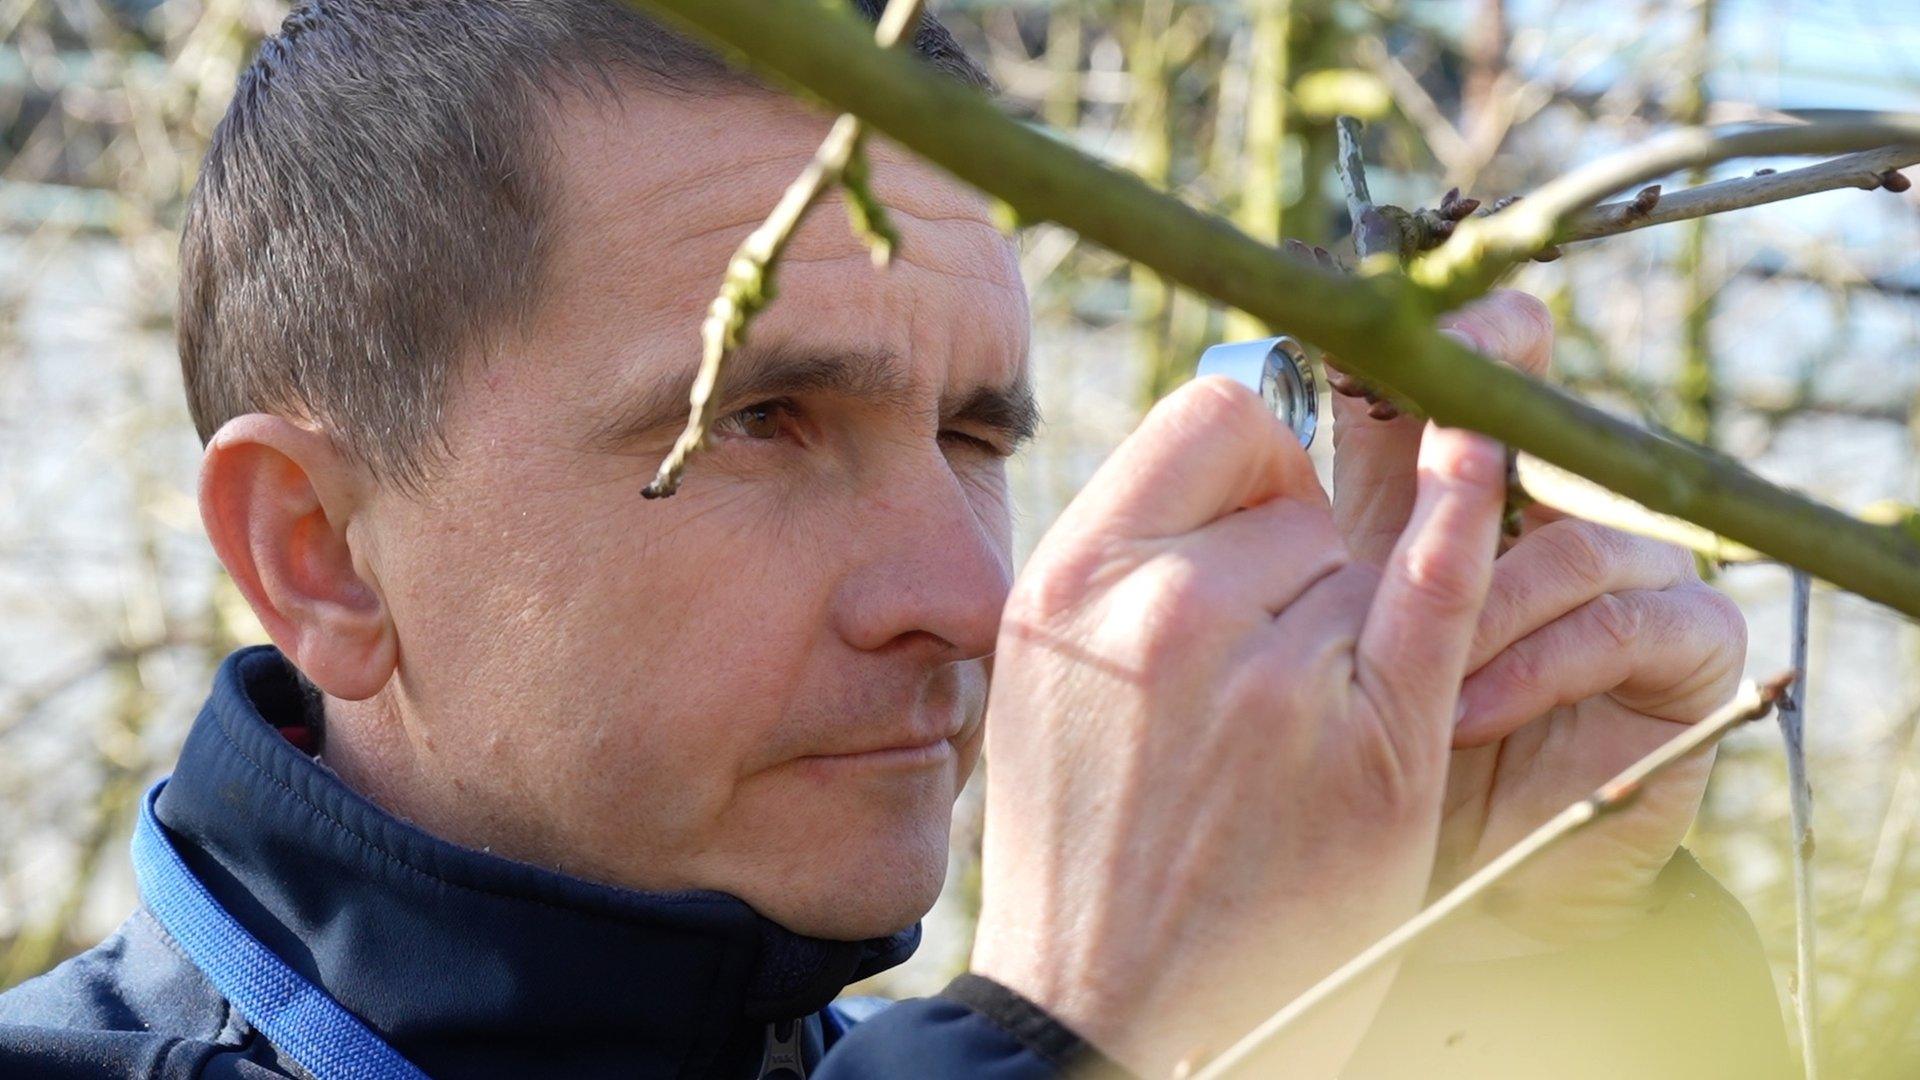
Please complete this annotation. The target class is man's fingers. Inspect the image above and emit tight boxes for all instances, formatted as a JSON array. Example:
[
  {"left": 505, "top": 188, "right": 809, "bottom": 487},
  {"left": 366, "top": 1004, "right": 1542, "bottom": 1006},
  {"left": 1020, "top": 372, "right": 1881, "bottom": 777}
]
[
  {"left": 1436, "top": 290, "right": 1555, "bottom": 378},
  {"left": 1469, "top": 518, "right": 1698, "bottom": 671},
  {"left": 1330, "top": 394, "right": 1425, "bottom": 566},
  {"left": 1454, "top": 586, "right": 1747, "bottom": 747},
  {"left": 1060, "top": 376, "right": 1322, "bottom": 544},
  {"left": 1183, "top": 496, "right": 1349, "bottom": 615},
  {"left": 1331, "top": 290, "right": 1554, "bottom": 566},
  {"left": 1356, "top": 423, "right": 1508, "bottom": 727}
]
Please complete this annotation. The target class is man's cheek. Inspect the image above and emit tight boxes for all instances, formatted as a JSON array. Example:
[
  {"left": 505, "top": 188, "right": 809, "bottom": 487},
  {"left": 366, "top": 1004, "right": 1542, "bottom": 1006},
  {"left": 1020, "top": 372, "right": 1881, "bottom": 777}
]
[{"left": 960, "top": 467, "right": 1017, "bottom": 588}]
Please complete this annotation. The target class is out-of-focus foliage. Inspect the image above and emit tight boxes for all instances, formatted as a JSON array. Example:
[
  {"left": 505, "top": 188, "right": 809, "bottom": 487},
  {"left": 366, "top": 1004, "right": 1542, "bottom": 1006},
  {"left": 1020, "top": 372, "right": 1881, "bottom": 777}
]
[{"left": 3, "top": 1, "right": 1917, "bottom": 1074}]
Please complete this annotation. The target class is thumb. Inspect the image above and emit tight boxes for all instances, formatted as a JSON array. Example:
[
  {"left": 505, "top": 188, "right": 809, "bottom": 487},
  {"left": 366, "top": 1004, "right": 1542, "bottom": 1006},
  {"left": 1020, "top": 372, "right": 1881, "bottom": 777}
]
[
  {"left": 1331, "top": 290, "right": 1551, "bottom": 566},
  {"left": 1056, "top": 376, "right": 1324, "bottom": 545}
]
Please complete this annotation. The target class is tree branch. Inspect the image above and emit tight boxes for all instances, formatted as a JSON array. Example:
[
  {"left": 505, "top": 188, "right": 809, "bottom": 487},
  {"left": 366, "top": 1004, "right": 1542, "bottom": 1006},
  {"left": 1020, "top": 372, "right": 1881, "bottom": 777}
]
[
  {"left": 1338, "top": 140, "right": 1916, "bottom": 267},
  {"left": 1560, "top": 145, "right": 1918, "bottom": 245},
  {"left": 629, "top": 0, "right": 1920, "bottom": 619},
  {"left": 1511, "top": 452, "right": 1762, "bottom": 564},
  {"left": 640, "top": 0, "right": 922, "bottom": 499},
  {"left": 1412, "top": 116, "right": 1920, "bottom": 303},
  {"left": 1335, "top": 115, "right": 1382, "bottom": 255},
  {"left": 1193, "top": 675, "right": 1792, "bottom": 1079}
]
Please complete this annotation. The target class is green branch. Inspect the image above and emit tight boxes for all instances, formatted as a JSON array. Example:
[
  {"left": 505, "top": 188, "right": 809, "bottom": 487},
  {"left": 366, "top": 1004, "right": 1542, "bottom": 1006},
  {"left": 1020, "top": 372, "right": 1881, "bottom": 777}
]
[
  {"left": 631, "top": 0, "right": 1920, "bottom": 620},
  {"left": 640, "top": 0, "right": 922, "bottom": 498}
]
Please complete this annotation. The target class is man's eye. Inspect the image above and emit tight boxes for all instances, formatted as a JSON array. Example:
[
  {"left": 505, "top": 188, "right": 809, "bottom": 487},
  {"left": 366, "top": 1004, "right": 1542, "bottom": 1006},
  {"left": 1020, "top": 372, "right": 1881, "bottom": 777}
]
[
  {"left": 720, "top": 400, "right": 792, "bottom": 440},
  {"left": 940, "top": 430, "right": 1008, "bottom": 458}
]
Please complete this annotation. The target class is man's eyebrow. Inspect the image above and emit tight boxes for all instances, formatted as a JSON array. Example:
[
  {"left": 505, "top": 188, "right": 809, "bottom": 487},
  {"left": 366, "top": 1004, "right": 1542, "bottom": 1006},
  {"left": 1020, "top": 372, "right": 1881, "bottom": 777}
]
[
  {"left": 583, "top": 342, "right": 914, "bottom": 452},
  {"left": 945, "top": 380, "right": 1040, "bottom": 447}
]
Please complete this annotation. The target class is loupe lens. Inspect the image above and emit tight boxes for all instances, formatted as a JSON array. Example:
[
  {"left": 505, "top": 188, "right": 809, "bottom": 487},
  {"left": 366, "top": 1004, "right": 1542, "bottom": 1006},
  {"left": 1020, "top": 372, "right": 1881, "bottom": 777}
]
[{"left": 1195, "top": 335, "right": 1318, "bottom": 449}]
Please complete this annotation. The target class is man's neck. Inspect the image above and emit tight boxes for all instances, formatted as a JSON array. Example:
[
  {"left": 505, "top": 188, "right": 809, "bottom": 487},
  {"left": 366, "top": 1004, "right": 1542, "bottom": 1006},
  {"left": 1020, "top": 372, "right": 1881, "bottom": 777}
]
[{"left": 317, "top": 688, "right": 558, "bottom": 869}]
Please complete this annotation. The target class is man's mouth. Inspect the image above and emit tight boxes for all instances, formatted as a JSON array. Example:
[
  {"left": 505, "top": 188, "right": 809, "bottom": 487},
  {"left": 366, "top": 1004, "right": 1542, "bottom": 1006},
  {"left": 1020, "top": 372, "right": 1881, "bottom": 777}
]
[
  {"left": 796, "top": 735, "right": 957, "bottom": 770},
  {"left": 772, "top": 666, "right": 985, "bottom": 775}
]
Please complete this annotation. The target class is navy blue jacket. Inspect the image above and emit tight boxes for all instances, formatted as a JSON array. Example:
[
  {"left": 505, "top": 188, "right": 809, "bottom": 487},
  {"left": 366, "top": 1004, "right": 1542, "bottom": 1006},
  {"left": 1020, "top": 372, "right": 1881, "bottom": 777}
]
[{"left": 1, "top": 646, "right": 1791, "bottom": 1078}]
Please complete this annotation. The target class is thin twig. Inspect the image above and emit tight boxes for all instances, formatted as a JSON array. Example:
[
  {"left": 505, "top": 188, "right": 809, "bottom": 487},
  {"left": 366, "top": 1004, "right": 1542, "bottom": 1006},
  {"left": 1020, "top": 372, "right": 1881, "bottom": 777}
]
[
  {"left": 1412, "top": 115, "right": 1920, "bottom": 304},
  {"left": 1327, "top": 117, "right": 1406, "bottom": 418},
  {"left": 1857, "top": 707, "right": 1920, "bottom": 913},
  {"left": 641, "top": 0, "right": 922, "bottom": 499},
  {"left": 1334, "top": 115, "right": 1384, "bottom": 257},
  {"left": 1559, "top": 145, "right": 1920, "bottom": 245},
  {"left": 1194, "top": 676, "right": 1791, "bottom": 1079},
  {"left": 1781, "top": 570, "right": 1820, "bottom": 1078}
]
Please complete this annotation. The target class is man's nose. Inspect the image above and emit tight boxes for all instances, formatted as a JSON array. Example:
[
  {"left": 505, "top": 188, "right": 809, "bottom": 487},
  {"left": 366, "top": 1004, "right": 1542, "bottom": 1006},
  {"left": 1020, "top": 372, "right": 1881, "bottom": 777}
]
[{"left": 829, "top": 464, "right": 1011, "bottom": 663}]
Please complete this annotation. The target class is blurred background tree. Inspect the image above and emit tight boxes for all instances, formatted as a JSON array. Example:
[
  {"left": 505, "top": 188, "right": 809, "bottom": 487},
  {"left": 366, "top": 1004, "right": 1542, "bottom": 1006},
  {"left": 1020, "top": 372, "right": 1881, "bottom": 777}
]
[{"left": 2, "top": 0, "right": 1916, "bottom": 1074}]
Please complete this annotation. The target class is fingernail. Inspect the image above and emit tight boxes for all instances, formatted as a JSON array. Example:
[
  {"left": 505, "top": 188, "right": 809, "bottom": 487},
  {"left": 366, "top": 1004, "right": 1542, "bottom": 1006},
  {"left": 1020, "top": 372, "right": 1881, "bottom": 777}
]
[{"left": 1454, "top": 699, "right": 1470, "bottom": 727}]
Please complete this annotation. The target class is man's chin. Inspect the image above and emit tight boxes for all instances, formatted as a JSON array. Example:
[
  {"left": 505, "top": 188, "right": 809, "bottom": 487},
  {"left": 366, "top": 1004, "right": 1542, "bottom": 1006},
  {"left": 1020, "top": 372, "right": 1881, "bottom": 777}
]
[{"left": 737, "top": 827, "right": 952, "bottom": 941}]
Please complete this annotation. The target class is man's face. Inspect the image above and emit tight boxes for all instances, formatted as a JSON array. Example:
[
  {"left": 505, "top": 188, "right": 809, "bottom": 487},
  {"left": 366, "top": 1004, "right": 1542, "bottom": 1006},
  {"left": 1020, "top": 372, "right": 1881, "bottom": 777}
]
[{"left": 351, "top": 85, "right": 1030, "bottom": 939}]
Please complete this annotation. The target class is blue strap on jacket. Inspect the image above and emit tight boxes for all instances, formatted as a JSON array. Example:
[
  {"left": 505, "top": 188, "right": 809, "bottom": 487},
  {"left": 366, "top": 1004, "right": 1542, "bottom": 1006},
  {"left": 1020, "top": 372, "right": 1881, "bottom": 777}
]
[{"left": 132, "top": 778, "right": 430, "bottom": 1080}]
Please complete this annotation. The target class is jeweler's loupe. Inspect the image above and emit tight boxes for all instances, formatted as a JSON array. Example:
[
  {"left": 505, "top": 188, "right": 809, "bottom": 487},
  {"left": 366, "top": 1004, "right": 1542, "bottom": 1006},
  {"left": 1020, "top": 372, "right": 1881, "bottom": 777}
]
[{"left": 1195, "top": 335, "right": 1318, "bottom": 449}]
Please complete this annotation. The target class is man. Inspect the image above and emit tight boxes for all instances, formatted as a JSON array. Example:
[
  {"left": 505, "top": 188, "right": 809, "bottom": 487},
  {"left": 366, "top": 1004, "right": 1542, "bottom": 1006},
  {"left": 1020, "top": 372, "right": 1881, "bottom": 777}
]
[{"left": 0, "top": 1, "right": 1788, "bottom": 1077}]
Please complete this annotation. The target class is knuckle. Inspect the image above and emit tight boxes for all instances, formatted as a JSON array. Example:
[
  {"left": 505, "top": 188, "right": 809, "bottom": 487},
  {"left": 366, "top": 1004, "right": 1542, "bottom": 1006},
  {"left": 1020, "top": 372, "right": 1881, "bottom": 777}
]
[
  {"left": 1442, "top": 291, "right": 1552, "bottom": 367},
  {"left": 1498, "top": 639, "right": 1551, "bottom": 701},
  {"left": 1005, "top": 571, "right": 1074, "bottom": 628},
  {"left": 1537, "top": 519, "right": 1619, "bottom": 592},
  {"left": 1495, "top": 289, "right": 1554, "bottom": 340},
  {"left": 1349, "top": 722, "right": 1441, "bottom": 821},
  {"left": 1471, "top": 583, "right": 1519, "bottom": 659},
  {"left": 1483, "top": 290, "right": 1554, "bottom": 371},
  {"left": 1665, "top": 539, "right": 1705, "bottom": 582},
  {"left": 1692, "top": 585, "right": 1748, "bottom": 659},
  {"left": 1586, "top": 591, "right": 1643, "bottom": 651},
  {"left": 1127, "top": 555, "right": 1223, "bottom": 654},
  {"left": 1008, "top": 537, "right": 1114, "bottom": 626},
  {"left": 1617, "top": 528, "right": 1696, "bottom": 583},
  {"left": 1658, "top": 587, "right": 1749, "bottom": 715},
  {"left": 1219, "top": 662, "right": 1305, "bottom": 725},
  {"left": 1402, "top": 540, "right": 1487, "bottom": 619},
  {"left": 1716, "top": 590, "right": 1749, "bottom": 653}
]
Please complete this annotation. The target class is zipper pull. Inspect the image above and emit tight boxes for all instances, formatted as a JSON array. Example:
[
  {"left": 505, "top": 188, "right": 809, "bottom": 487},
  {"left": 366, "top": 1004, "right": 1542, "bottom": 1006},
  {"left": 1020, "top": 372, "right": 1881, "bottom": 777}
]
[{"left": 756, "top": 1019, "right": 807, "bottom": 1079}]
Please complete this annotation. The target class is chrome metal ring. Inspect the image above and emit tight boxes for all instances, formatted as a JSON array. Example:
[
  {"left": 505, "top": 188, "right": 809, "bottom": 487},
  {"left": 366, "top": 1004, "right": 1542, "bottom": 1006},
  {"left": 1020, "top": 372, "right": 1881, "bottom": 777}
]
[{"left": 1195, "top": 335, "right": 1318, "bottom": 449}]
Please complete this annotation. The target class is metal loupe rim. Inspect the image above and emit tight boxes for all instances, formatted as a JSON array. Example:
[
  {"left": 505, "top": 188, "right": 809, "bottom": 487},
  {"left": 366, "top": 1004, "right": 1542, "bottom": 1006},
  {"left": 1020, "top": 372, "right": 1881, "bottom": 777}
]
[
  {"left": 1194, "top": 334, "right": 1320, "bottom": 449},
  {"left": 1260, "top": 336, "right": 1317, "bottom": 449}
]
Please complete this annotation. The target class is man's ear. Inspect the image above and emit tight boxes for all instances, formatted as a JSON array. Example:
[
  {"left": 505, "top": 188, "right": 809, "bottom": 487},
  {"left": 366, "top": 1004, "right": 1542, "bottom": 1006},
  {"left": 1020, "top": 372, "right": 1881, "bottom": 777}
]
[{"left": 198, "top": 414, "right": 396, "bottom": 701}]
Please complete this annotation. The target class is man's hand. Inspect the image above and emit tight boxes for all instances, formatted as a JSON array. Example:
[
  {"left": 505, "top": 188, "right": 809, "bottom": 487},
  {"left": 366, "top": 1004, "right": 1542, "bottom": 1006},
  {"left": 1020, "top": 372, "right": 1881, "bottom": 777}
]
[
  {"left": 1330, "top": 290, "right": 1748, "bottom": 955},
  {"left": 970, "top": 376, "right": 1508, "bottom": 1077}
]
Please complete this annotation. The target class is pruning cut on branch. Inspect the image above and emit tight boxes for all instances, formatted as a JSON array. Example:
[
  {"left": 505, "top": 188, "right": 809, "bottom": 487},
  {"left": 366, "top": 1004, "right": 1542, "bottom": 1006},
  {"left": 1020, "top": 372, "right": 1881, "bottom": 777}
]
[{"left": 630, "top": 0, "right": 1920, "bottom": 620}]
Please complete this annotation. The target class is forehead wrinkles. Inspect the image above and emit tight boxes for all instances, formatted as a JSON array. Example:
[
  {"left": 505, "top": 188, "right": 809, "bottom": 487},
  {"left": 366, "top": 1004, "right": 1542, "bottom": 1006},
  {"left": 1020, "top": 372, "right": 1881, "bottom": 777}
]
[
  {"left": 659, "top": 180, "right": 1018, "bottom": 296},
  {"left": 632, "top": 112, "right": 1013, "bottom": 281},
  {"left": 533, "top": 84, "right": 1025, "bottom": 404},
  {"left": 542, "top": 81, "right": 1019, "bottom": 290}
]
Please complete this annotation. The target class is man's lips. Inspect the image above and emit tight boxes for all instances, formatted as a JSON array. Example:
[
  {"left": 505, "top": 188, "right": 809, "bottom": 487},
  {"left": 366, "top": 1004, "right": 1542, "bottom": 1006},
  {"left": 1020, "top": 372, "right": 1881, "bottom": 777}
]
[
  {"left": 795, "top": 735, "right": 958, "bottom": 770},
  {"left": 762, "top": 665, "right": 986, "bottom": 775},
  {"left": 795, "top": 714, "right": 969, "bottom": 767}
]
